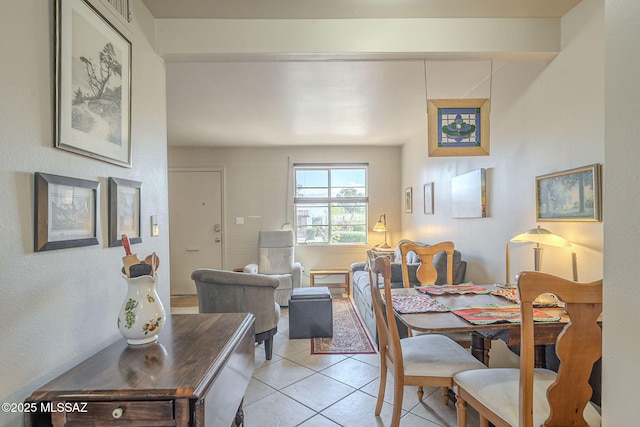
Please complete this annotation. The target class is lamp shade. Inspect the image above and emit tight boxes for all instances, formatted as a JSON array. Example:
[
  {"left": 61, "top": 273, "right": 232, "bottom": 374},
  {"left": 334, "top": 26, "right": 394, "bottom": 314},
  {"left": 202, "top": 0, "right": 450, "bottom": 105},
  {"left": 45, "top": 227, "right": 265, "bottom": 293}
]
[
  {"left": 373, "top": 220, "right": 387, "bottom": 232},
  {"left": 510, "top": 226, "right": 571, "bottom": 248}
]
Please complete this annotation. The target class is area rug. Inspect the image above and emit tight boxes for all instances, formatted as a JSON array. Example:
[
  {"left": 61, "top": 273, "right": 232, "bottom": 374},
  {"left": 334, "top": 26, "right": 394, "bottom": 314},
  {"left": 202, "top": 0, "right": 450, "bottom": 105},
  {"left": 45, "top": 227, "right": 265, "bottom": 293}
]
[{"left": 311, "top": 298, "right": 376, "bottom": 355}]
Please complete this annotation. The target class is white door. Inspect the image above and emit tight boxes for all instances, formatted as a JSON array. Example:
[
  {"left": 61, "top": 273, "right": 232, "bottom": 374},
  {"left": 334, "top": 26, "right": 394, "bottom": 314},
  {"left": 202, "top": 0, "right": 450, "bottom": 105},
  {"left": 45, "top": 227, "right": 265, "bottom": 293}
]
[{"left": 168, "top": 170, "right": 223, "bottom": 295}]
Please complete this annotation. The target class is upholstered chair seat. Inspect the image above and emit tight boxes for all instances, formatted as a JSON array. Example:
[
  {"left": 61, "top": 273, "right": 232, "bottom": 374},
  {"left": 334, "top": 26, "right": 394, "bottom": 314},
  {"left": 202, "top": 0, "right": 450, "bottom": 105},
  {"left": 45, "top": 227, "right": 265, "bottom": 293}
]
[
  {"left": 401, "top": 334, "right": 488, "bottom": 378},
  {"left": 454, "top": 368, "right": 601, "bottom": 427}
]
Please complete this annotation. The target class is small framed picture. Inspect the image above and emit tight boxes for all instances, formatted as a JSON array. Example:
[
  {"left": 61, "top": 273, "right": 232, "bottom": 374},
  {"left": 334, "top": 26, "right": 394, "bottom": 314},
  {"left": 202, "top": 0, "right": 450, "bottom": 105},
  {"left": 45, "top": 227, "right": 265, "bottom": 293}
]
[
  {"left": 405, "top": 187, "right": 413, "bottom": 213},
  {"left": 424, "top": 182, "right": 434, "bottom": 215},
  {"left": 108, "top": 177, "right": 141, "bottom": 247},
  {"left": 34, "top": 172, "right": 99, "bottom": 251}
]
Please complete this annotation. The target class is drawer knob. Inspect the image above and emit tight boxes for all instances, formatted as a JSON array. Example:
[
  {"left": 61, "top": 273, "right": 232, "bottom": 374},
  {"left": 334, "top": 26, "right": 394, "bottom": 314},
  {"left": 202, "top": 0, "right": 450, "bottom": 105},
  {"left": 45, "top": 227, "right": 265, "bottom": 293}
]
[{"left": 112, "top": 407, "right": 124, "bottom": 419}]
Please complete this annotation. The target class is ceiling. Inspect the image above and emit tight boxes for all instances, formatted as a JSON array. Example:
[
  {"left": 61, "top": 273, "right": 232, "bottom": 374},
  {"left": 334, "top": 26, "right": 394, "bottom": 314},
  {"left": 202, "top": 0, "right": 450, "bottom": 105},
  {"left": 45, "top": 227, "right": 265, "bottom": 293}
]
[{"left": 141, "top": 0, "right": 582, "bottom": 148}]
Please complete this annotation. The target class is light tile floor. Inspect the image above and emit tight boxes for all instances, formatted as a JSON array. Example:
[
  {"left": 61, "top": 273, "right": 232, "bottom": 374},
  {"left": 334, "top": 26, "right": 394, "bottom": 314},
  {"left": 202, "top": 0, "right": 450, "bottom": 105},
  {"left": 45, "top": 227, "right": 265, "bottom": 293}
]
[{"left": 172, "top": 299, "right": 480, "bottom": 427}]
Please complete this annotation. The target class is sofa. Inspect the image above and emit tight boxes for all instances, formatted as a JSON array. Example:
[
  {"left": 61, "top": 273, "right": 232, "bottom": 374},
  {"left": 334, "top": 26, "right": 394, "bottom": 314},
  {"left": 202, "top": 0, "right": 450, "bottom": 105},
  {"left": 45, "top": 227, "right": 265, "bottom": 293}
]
[{"left": 351, "top": 240, "right": 467, "bottom": 344}]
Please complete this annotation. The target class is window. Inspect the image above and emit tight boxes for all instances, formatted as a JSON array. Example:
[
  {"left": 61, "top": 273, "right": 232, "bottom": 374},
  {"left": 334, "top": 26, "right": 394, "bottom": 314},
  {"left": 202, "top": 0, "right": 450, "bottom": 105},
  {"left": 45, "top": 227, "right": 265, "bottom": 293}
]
[{"left": 294, "top": 164, "right": 368, "bottom": 244}]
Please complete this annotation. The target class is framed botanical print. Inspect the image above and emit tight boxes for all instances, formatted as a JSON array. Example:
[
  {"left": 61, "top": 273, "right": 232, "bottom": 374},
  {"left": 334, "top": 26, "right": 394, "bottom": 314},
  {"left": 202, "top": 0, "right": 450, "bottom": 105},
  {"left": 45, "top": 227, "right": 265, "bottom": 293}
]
[{"left": 55, "top": 0, "right": 132, "bottom": 167}]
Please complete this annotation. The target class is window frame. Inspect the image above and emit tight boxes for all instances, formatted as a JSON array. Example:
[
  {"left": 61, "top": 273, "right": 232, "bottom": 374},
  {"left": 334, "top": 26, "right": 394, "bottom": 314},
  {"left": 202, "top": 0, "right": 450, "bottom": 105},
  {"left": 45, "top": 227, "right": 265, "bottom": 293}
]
[{"left": 293, "top": 163, "right": 369, "bottom": 245}]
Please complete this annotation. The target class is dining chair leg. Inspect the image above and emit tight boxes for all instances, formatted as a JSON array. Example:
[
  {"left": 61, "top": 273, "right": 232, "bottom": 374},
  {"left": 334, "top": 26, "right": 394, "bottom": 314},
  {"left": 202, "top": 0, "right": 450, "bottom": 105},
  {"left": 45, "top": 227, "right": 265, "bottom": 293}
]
[
  {"left": 375, "top": 362, "right": 387, "bottom": 416},
  {"left": 455, "top": 394, "right": 467, "bottom": 427},
  {"left": 392, "top": 380, "right": 404, "bottom": 427},
  {"left": 479, "top": 416, "right": 490, "bottom": 427},
  {"left": 417, "top": 386, "right": 424, "bottom": 401}
]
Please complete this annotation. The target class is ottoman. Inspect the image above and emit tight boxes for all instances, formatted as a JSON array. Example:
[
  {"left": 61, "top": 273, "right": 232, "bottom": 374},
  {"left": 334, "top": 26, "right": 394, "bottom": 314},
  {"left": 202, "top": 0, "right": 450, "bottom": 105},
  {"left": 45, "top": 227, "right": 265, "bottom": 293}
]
[{"left": 289, "top": 286, "right": 333, "bottom": 339}]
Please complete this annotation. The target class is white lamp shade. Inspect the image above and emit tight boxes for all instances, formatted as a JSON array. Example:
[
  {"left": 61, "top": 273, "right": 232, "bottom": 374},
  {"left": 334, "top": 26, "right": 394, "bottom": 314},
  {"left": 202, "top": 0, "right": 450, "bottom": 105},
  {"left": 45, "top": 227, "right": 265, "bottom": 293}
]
[{"left": 510, "top": 226, "right": 571, "bottom": 248}]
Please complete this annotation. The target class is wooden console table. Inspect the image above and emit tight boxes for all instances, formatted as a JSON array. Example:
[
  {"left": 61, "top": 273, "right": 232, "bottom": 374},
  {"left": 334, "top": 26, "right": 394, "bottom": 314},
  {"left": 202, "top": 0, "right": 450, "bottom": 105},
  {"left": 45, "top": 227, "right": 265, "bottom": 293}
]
[
  {"left": 310, "top": 269, "right": 350, "bottom": 296},
  {"left": 25, "top": 313, "right": 255, "bottom": 427}
]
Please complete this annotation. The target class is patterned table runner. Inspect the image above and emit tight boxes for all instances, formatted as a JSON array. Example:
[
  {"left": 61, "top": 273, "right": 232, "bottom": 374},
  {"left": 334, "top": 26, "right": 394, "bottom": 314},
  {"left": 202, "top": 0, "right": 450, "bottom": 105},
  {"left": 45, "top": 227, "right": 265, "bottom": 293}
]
[
  {"left": 418, "top": 284, "right": 489, "bottom": 295},
  {"left": 451, "top": 304, "right": 560, "bottom": 325},
  {"left": 391, "top": 294, "right": 449, "bottom": 314}
]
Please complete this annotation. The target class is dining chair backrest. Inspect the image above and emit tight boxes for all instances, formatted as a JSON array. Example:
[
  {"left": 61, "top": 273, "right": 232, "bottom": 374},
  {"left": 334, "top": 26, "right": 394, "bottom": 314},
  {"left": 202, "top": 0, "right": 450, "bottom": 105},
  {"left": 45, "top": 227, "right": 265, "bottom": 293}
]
[
  {"left": 399, "top": 241, "right": 454, "bottom": 288},
  {"left": 517, "top": 271, "right": 603, "bottom": 427},
  {"left": 369, "top": 255, "right": 403, "bottom": 371}
]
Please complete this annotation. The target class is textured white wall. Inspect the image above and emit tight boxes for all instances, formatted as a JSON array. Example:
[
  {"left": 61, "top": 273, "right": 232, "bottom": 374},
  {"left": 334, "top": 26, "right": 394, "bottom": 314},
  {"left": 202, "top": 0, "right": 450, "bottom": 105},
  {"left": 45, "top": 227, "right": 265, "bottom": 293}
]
[
  {"left": 603, "top": 0, "right": 640, "bottom": 423},
  {"left": 0, "top": 1, "right": 169, "bottom": 425},
  {"left": 401, "top": 0, "right": 604, "bottom": 287},
  {"left": 167, "top": 145, "right": 401, "bottom": 283}
]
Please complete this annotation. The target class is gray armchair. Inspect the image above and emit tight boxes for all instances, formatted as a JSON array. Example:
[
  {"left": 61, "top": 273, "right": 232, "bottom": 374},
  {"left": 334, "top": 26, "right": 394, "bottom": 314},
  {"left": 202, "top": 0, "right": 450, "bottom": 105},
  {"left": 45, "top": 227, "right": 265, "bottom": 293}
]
[
  {"left": 191, "top": 268, "right": 281, "bottom": 360},
  {"left": 243, "top": 229, "right": 303, "bottom": 307}
]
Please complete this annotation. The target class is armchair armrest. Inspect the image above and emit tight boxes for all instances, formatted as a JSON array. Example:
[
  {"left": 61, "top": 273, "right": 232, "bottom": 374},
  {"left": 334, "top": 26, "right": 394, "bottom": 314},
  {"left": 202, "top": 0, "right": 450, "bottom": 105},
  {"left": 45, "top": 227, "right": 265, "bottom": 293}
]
[
  {"left": 351, "top": 262, "right": 367, "bottom": 273},
  {"left": 243, "top": 263, "right": 259, "bottom": 274},
  {"left": 292, "top": 262, "right": 303, "bottom": 287}
]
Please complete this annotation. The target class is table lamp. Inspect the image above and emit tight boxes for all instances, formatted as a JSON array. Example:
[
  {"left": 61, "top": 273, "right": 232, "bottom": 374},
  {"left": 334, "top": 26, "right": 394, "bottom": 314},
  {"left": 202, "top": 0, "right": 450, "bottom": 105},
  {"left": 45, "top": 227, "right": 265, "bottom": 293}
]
[
  {"left": 373, "top": 214, "right": 391, "bottom": 249},
  {"left": 510, "top": 225, "right": 571, "bottom": 272}
]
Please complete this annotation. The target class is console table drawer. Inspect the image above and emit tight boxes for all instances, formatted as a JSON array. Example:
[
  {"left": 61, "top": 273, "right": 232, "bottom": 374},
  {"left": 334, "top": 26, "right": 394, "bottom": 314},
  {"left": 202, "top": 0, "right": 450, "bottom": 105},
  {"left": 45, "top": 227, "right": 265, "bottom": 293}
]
[{"left": 66, "top": 400, "right": 173, "bottom": 423}]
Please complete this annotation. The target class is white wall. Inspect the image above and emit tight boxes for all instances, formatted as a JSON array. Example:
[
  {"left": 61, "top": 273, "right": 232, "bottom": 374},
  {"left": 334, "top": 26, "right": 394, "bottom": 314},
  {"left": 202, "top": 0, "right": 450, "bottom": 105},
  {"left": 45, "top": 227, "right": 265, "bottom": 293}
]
[
  {"left": 168, "top": 145, "right": 401, "bottom": 284},
  {"left": 0, "top": 1, "right": 169, "bottom": 425},
  {"left": 401, "top": 0, "right": 604, "bottom": 287},
  {"left": 603, "top": 0, "right": 640, "bottom": 423}
]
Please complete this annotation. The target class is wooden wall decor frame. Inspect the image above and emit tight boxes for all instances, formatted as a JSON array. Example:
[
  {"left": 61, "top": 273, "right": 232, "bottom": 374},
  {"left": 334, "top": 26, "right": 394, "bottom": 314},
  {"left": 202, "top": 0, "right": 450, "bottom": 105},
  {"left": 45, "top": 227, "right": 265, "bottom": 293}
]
[
  {"left": 428, "top": 99, "right": 490, "bottom": 157},
  {"left": 108, "top": 177, "right": 141, "bottom": 247},
  {"left": 35, "top": 172, "right": 99, "bottom": 251},
  {"left": 424, "top": 182, "right": 434, "bottom": 215},
  {"left": 55, "top": 0, "right": 132, "bottom": 167},
  {"left": 536, "top": 164, "right": 602, "bottom": 222},
  {"left": 405, "top": 187, "right": 413, "bottom": 213}
]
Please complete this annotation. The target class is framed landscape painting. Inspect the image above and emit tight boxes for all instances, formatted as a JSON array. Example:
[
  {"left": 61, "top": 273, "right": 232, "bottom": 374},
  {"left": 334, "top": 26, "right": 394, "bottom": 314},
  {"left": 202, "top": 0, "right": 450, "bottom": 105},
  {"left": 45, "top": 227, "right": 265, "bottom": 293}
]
[
  {"left": 55, "top": 0, "right": 132, "bottom": 167},
  {"left": 34, "top": 172, "right": 99, "bottom": 252},
  {"left": 536, "top": 164, "right": 602, "bottom": 221}
]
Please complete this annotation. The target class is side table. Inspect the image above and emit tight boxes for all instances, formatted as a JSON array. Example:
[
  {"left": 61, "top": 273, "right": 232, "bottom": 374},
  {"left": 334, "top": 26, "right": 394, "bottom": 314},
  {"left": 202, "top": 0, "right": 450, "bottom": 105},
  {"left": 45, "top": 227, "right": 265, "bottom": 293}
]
[
  {"left": 25, "top": 314, "right": 255, "bottom": 427},
  {"left": 310, "top": 269, "right": 350, "bottom": 296}
]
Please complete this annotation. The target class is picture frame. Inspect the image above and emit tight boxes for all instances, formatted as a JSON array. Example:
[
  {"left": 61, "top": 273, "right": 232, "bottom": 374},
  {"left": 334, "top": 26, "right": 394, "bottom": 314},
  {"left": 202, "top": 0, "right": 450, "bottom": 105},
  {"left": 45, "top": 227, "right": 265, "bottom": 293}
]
[
  {"left": 536, "top": 164, "right": 602, "bottom": 221},
  {"left": 34, "top": 172, "right": 99, "bottom": 252},
  {"left": 55, "top": 0, "right": 132, "bottom": 167},
  {"left": 405, "top": 187, "right": 413, "bottom": 213},
  {"left": 423, "top": 182, "right": 434, "bottom": 215},
  {"left": 451, "top": 168, "right": 487, "bottom": 218},
  {"left": 427, "top": 99, "right": 490, "bottom": 157},
  {"left": 108, "top": 177, "right": 141, "bottom": 247}
]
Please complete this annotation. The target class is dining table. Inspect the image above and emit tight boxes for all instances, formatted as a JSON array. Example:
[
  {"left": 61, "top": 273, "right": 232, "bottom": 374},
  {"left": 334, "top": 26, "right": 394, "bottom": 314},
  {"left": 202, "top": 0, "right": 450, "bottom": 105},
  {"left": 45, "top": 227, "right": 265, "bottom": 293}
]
[{"left": 389, "top": 284, "right": 573, "bottom": 368}]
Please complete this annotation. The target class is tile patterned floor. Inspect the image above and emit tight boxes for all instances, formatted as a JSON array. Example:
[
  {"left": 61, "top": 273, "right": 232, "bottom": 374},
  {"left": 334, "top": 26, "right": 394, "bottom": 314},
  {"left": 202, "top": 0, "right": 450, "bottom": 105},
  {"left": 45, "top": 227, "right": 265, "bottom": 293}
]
[{"left": 171, "top": 298, "right": 480, "bottom": 427}]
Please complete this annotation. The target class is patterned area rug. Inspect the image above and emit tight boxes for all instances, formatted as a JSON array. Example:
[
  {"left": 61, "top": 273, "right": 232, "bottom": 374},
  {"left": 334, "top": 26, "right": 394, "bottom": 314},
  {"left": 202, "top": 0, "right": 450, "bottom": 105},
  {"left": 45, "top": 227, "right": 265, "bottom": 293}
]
[{"left": 311, "top": 298, "right": 376, "bottom": 355}]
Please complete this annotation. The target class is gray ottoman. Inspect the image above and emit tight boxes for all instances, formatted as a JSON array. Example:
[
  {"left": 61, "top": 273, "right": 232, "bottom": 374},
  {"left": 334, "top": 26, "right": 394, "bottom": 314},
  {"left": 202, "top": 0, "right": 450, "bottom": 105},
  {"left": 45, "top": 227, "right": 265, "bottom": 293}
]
[{"left": 289, "top": 286, "right": 333, "bottom": 339}]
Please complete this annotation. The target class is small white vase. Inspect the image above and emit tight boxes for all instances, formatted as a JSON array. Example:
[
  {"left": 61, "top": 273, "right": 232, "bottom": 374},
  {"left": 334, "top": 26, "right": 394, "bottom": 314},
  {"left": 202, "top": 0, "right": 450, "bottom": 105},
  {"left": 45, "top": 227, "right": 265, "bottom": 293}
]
[{"left": 118, "top": 275, "right": 166, "bottom": 345}]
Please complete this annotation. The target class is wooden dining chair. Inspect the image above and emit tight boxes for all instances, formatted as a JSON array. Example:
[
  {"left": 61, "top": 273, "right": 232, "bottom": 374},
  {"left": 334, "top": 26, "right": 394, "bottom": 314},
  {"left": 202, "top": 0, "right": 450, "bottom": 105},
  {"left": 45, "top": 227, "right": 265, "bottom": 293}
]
[
  {"left": 398, "top": 241, "right": 491, "bottom": 364},
  {"left": 453, "top": 271, "right": 602, "bottom": 427},
  {"left": 369, "top": 256, "right": 486, "bottom": 427},
  {"left": 399, "top": 241, "right": 455, "bottom": 289}
]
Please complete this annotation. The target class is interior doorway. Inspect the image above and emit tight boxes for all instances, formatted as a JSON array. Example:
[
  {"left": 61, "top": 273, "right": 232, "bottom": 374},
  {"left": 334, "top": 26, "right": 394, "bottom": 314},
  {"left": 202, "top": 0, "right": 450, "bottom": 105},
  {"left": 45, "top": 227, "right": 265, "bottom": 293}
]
[{"left": 168, "top": 169, "right": 224, "bottom": 295}]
